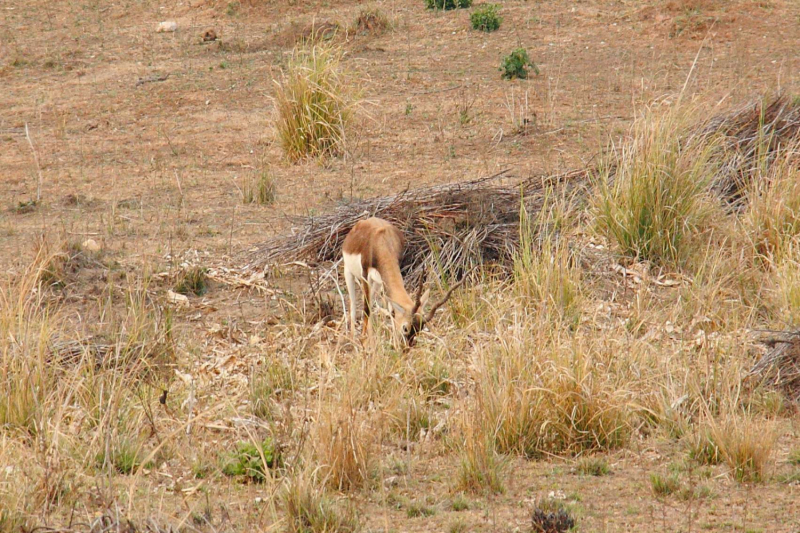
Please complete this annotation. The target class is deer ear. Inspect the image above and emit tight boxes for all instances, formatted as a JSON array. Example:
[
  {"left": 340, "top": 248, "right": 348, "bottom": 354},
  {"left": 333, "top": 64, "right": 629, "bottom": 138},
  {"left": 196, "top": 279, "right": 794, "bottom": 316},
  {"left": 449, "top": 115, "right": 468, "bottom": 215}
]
[
  {"left": 419, "top": 289, "right": 430, "bottom": 309},
  {"left": 390, "top": 300, "right": 406, "bottom": 315}
]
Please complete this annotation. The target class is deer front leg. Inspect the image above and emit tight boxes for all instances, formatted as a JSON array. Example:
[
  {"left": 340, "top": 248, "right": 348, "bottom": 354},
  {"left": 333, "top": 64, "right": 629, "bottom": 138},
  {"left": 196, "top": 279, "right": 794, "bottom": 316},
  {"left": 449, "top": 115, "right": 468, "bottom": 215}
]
[{"left": 344, "top": 266, "right": 358, "bottom": 335}]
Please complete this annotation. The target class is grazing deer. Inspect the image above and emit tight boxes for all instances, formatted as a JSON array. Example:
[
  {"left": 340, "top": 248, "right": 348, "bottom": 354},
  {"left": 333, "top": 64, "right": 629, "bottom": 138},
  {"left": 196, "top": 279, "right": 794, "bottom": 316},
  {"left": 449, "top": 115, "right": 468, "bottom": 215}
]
[{"left": 342, "top": 217, "right": 465, "bottom": 346}]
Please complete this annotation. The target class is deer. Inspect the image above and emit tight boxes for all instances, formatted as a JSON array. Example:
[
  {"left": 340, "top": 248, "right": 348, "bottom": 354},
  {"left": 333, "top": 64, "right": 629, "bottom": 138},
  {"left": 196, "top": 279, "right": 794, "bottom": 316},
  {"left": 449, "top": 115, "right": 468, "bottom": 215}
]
[{"left": 342, "top": 217, "right": 466, "bottom": 346}]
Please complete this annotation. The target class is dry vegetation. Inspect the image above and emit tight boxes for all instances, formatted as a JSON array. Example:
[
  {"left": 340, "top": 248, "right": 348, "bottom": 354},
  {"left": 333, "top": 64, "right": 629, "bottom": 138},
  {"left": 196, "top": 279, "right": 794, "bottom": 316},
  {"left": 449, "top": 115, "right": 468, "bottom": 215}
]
[{"left": 2, "top": 0, "right": 800, "bottom": 532}]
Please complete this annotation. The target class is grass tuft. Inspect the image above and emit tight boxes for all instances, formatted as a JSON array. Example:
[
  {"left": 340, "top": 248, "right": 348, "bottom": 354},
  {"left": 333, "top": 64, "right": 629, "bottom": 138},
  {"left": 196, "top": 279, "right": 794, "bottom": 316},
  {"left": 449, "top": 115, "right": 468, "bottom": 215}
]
[
  {"left": 273, "top": 45, "right": 358, "bottom": 162},
  {"left": 689, "top": 416, "right": 776, "bottom": 482},
  {"left": 315, "top": 401, "right": 374, "bottom": 491},
  {"left": 650, "top": 472, "right": 681, "bottom": 497},
  {"left": 173, "top": 266, "right": 209, "bottom": 296},
  {"left": 456, "top": 414, "right": 506, "bottom": 494},
  {"left": 575, "top": 456, "right": 611, "bottom": 477},
  {"left": 353, "top": 8, "right": 390, "bottom": 36},
  {"left": 243, "top": 165, "right": 277, "bottom": 205},
  {"left": 284, "top": 473, "right": 360, "bottom": 533},
  {"left": 594, "top": 105, "right": 720, "bottom": 267},
  {"left": 743, "top": 142, "right": 800, "bottom": 265}
]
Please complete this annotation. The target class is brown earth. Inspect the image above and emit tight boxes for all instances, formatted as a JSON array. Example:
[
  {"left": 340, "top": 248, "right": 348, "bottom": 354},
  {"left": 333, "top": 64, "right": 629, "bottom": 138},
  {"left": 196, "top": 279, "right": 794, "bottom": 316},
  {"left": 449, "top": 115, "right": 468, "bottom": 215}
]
[{"left": 1, "top": 0, "right": 799, "bottom": 531}]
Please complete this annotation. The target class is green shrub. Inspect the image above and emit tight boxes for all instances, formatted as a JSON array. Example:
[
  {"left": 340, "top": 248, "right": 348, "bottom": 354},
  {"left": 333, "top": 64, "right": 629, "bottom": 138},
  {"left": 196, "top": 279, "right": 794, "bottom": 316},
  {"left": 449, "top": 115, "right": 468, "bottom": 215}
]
[
  {"left": 221, "top": 439, "right": 280, "bottom": 482},
  {"left": 470, "top": 4, "right": 501, "bottom": 32},
  {"left": 500, "top": 48, "right": 538, "bottom": 80},
  {"left": 426, "top": 0, "right": 472, "bottom": 10}
]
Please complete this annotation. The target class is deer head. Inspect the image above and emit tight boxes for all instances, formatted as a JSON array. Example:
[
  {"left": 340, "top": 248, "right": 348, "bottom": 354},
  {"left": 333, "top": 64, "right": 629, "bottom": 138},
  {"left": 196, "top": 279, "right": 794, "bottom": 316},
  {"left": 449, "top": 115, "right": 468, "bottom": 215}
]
[{"left": 391, "top": 271, "right": 468, "bottom": 347}]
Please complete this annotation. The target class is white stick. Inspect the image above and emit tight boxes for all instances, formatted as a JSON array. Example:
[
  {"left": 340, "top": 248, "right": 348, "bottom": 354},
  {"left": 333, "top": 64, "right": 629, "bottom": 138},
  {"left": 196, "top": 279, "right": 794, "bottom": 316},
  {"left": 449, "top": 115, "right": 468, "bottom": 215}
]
[{"left": 24, "top": 123, "right": 44, "bottom": 202}]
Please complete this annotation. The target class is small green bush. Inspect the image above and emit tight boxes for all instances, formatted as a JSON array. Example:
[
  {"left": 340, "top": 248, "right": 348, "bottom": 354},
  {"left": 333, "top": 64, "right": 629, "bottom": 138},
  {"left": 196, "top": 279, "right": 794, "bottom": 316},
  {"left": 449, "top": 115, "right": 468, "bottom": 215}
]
[
  {"left": 500, "top": 48, "right": 538, "bottom": 80},
  {"left": 426, "top": 0, "right": 472, "bottom": 10},
  {"left": 470, "top": 4, "right": 501, "bottom": 32},
  {"left": 222, "top": 439, "right": 280, "bottom": 482}
]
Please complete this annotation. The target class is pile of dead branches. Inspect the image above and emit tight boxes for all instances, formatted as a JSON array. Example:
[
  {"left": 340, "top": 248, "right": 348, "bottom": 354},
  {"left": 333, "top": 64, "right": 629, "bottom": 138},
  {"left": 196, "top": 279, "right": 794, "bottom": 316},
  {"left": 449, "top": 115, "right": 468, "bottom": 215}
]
[
  {"left": 245, "top": 94, "right": 800, "bottom": 280},
  {"left": 245, "top": 168, "right": 590, "bottom": 282},
  {"left": 695, "top": 93, "right": 800, "bottom": 207},
  {"left": 751, "top": 331, "right": 800, "bottom": 404}
]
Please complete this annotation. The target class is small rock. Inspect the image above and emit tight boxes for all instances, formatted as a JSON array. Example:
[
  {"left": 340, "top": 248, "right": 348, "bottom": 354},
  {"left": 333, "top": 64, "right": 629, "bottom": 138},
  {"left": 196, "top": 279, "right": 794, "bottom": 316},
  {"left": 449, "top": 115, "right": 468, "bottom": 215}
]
[
  {"left": 156, "top": 21, "right": 178, "bottom": 33},
  {"left": 202, "top": 28, "right": 217, "bottom": 42},
  {"left": 82, "top": 238, "right": 101, "bottom": 252},
  {"left": 167, "top": 290, "right": 189, "bottom": 306}
]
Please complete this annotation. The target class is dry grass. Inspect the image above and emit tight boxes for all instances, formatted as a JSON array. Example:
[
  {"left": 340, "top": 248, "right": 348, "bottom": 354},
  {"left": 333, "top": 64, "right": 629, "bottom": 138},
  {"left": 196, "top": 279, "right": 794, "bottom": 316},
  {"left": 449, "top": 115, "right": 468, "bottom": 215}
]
[
  {"left": 314, "top": 397, "right": 375, "bottom": 492},
  {"left": 273, "top": 44, "right": 359, "bottom": 162},
  {"left": 743, "top": 142, "right": 800, "bottom": 265},
  {"left": 689, "top": 415, "right": 777, "bottom": 482},
  {"left": 284, "top": 472, "right": 360, "bottom": 533},
  {"left": 594, "top": 104, "right": 721, "bottom": 267}
]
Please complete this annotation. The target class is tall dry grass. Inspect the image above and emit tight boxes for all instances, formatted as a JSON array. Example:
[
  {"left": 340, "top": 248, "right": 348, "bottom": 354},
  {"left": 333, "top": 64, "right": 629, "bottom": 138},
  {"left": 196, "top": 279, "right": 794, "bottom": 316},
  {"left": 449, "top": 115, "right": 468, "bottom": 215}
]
[
  {"left": 594, "top": 105, "right": 721, "bottom": 267},
  {"left": 273, "top": 44, "right": 359, "bottom": 161},
  {"left": 0, "top": 244, "right": 181, "bottom": 529}
]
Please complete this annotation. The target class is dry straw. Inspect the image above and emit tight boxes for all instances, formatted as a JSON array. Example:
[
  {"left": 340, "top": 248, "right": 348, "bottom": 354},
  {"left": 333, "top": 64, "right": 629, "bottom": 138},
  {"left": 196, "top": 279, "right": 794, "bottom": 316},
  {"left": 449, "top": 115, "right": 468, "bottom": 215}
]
[{"left": 273, "top": 44, "right": 359, "bottom": 162}]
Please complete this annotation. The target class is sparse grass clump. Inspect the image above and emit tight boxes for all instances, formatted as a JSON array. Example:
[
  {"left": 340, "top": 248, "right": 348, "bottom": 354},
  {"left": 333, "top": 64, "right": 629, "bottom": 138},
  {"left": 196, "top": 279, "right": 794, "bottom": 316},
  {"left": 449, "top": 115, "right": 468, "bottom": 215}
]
[
  {"left": 315, "top": 402, "right": 374, "bottom": 491},
  {"left": 97, "top": 435, "right": 145, "bottom": 475},
  {"left": 243, "top": 166, "right": 277, "bottom": 205},
  {"left": 500, "top": 48, "right": 538, "bottom": 79},
  {"left": 594, "top": 106, "right": 720, "bottom": 267},
  {"left": 470, "top": 4, "right": 501, "bottom": 32},
  {"left": 353, "top": 8, "right": 390, "bottom": 36},
  {"left": 405, "top": 499, "right": 436, "bottom": 518},
  {"left": 789, "top": 448, "right": 800, "bottom": 465},
  {"left": 575, "top": 456, "right": 611, "bottom": 476},
  {"left": 273, "top": 45, "right": 358, "bottom": 162},
  {"left": 450, "top": 493, "right": 470, "bottom": 511},
  {"left": 250, "top": 357, "right": 298, "bottom": 419},
  {"left": 650, "top": 472, "right": 681, "bottom": 497},
  {"left": 743, "top": 144, "right": 800, "bottom": 265},
  {"left": 173, "top": 266, "right": 208, "bottom": 296},
  {"left": 456, "top": 417, "right": 506, "bottom": 494},
  {"left": 514, "top": 236, "right": 582, "bottom": 326},
  {"left": 426, "top": 0, "right": 472, "bottom": 10},
  {"left": 284, "top": 474, "right": 360, "bottom": 533},
  {"left": 221, "top": 439, "right": 280, "bottom": 483},
  {"left": 688, "top": 416, "right": 776, "bottom": 482},
  {"left": 470, "top": 332, "right": 635, "bottom": 460}
]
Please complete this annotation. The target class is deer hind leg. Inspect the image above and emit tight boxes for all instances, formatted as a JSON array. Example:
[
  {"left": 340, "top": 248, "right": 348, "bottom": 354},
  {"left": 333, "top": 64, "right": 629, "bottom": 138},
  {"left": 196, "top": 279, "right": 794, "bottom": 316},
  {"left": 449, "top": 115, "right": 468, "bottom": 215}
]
[{"left": 361, "top": 280, "right": 371, "bottom": 336}]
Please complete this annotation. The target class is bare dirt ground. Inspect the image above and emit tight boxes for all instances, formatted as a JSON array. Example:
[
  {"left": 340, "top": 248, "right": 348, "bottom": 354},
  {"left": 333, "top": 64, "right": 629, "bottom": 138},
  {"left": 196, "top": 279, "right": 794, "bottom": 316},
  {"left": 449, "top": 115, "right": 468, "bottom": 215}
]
[{"left": 2, "top": 0, "right": 799, "bottom": 532}]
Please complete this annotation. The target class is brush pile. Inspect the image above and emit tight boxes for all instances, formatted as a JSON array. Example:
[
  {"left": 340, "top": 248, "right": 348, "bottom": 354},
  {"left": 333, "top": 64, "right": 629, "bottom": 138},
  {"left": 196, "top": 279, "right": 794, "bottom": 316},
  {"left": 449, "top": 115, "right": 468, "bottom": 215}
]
[
  {"left": 751, "top": 331, "right": 800, "bottom": 404},
  {"left": 245, "top": 168, "right": 590, "bottom": 282},
  {"left": 246, "top": 94, "right": 800, "bottom": 279},
  {"left": 695, "top": 94, "right": 800, "bottom": 207}
]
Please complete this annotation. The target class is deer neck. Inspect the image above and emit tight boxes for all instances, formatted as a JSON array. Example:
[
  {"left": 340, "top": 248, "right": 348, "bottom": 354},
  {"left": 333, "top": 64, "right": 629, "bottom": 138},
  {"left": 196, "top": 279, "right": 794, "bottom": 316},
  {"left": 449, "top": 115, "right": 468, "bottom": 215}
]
[{"left": 379, "top": 263, "right": 414, "bottom": 312}]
